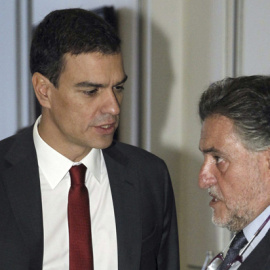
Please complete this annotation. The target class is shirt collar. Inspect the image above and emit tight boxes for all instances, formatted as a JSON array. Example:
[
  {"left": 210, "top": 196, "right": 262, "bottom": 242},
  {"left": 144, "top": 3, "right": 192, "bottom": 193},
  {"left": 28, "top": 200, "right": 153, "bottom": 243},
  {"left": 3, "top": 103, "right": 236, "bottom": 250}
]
[
  {"left": 33, "top": 116, "right": 102, "bottom": 189},
  {"left": 243, "top": 205, "right": 270, "bottom": 244},
  {"left": 79, "top": 146, "right": 102, "bottom": 183}
]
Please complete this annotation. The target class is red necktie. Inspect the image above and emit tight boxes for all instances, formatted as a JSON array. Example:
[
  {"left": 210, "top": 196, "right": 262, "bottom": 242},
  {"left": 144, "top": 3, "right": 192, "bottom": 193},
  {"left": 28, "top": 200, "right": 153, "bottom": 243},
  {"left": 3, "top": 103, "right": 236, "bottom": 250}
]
[{"left": 68, "top": 164, "right": 94, "bottom": 270}]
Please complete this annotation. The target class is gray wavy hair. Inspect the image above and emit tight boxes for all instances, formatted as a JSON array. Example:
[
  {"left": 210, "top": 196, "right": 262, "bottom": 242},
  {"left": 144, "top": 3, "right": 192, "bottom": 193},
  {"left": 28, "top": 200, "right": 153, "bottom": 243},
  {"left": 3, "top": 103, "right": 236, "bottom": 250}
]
[{"left": 199, "top": 75, "right": 270, "bottom": 151}]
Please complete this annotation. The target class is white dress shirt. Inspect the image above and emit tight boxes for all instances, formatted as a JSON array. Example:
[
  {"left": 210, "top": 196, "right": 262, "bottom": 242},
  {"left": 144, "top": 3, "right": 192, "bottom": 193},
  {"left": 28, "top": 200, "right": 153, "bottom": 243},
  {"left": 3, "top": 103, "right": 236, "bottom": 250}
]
[
  {"left": 33, "top": 117, "right": 118, "bottom": 270},
  {"left": 229, "top": 205, "right": 270, "bottom": 269}
]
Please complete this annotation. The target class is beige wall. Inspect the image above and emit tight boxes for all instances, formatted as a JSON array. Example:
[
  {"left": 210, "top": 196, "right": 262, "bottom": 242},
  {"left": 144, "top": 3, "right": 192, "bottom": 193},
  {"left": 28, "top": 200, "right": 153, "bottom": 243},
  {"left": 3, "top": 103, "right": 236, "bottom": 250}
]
[
  {"left": 138, "top": 1, "right": 233, "bottom": 268},
  {"left": 137, "top": 1, "right": 270, "bottom": 269}
]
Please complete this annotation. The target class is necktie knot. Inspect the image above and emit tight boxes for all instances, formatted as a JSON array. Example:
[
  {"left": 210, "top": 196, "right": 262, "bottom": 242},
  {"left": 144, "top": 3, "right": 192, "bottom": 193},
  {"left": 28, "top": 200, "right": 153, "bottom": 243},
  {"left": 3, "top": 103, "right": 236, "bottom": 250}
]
[
  {"left": 229, "top": 230, "right": 247, "bottom": 250},
  {"left": 69, "top": 164, "right": 87, "bottom": 186}
]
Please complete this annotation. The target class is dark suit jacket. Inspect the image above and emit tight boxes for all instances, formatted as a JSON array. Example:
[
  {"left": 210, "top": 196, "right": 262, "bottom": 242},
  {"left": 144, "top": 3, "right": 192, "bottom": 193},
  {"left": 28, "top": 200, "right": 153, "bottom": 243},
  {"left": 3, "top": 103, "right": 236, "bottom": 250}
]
[
  {"left": 0, "top": 126, "right": 180, "bottom": 270},
  {"left": 238, "top": 229, "right": 270, "bottom": 270}
]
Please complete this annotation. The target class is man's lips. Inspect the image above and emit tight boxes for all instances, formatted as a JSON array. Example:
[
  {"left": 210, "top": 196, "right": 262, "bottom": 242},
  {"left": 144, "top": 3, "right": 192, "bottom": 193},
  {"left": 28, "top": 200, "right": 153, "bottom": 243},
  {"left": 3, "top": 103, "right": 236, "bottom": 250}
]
[
  {"left": 99, "top": 123, "right": 115, "bottom": 129},
  {"left": 210, "top": 195, "right": 219, "bottom": 203},
  {"left": 209, "top": 192, "right": 218, "bottom": 202},
  {"left": 94, "top": 122, "right": 117, "bottom": 134},
  {"left": 209, "top": 191, "right": 222, "bottom": 206},
  {"left": 95, "top": 120, "right": 116, "bottom": 128}
]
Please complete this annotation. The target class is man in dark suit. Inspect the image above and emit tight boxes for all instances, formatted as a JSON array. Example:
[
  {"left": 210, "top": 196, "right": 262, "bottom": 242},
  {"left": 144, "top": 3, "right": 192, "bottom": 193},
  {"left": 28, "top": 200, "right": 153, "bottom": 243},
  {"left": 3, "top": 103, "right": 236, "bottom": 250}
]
[
  {"left": 0, "top": 8, "right": 179, "bottom": 270},
  {"left": 198, "top": 76, "right": 270, "bottom": 270}
]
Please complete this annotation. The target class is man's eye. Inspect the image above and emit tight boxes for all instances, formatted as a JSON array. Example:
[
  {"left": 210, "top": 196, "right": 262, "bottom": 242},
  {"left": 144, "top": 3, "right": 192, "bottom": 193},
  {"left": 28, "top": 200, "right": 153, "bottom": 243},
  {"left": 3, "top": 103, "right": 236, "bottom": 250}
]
[
  {"left": 214, "top": 156, "right": 222, "bottom": 164},
  {"left": 83, "top": 89, "right": 98, "bottom": 96},
  {"left": 114, "top": 85, "right": 125, "bottom": 92},
  {"left": 213, "top": 156, "right": 228, "bottom": 172}
]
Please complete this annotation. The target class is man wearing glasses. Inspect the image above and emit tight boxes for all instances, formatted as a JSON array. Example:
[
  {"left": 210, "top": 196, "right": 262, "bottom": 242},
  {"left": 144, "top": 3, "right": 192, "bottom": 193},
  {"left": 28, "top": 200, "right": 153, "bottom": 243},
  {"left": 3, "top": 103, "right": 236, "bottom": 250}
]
[{"left": 198, "top": 76, "right": 270, "bottom": 270}]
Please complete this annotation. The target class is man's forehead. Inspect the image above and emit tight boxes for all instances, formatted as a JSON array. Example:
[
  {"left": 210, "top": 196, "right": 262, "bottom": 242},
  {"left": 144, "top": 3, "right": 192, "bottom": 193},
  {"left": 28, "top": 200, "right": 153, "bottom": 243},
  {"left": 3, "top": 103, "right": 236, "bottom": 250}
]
[
  {"left": 59, "top": 52, "right": 125, "bottom": 81},
  {"left": 201, "top": 115, "right": 234, "bottom": 133},
  {"left": 199, "top": 115, "right": 237, "bottom": 149}
]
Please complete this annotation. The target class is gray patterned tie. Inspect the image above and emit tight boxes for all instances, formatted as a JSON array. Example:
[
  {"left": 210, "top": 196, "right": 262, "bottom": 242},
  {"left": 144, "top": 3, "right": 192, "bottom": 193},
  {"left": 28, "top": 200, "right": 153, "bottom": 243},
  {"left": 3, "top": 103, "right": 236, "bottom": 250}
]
[{"left": 218, "top": 231, "right": 247, "bottom": 270}]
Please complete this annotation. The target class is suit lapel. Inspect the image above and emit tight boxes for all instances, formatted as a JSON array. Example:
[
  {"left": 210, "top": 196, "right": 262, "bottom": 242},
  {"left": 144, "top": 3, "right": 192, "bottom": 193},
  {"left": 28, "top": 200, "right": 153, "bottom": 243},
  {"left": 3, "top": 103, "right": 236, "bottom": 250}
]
[
  {"left": 2, "top": 128, "right": 43, "bottom": 267},
  {"left": 103, "top": 144, "right": 142, "bottom": 270},
  {"left": 238, "top": 229, "right": 270, "bottom": 270}
]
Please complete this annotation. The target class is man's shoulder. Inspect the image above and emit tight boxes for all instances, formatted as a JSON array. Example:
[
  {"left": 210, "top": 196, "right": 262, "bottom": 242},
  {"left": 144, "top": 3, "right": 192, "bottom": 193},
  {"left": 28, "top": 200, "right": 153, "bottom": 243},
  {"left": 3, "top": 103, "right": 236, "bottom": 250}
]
[
  {"left": 0, "top": 126, "right": 34, "bottom": 156},
  {"left": 108, "top": 140, "right": 160, "bottom": 156},
  {"left": 104, "top": 141, "right": 166, "bottom": 166}
]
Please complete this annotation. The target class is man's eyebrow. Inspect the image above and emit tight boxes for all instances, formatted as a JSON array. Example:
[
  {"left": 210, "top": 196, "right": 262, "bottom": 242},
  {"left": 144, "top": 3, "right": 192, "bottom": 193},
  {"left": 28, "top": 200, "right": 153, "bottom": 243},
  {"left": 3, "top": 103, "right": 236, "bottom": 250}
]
[
  {"left": 74, "top": 75, "right": 128, "bottom": 88},
  {"left": 74, "top": 81, "right": 103, "bottom": 88},
  {"left": 114, "top": 74, "right": 128, "bottom": 86},
  {"left": 199, "top": 146, "right": 221, "bottom": 154}
]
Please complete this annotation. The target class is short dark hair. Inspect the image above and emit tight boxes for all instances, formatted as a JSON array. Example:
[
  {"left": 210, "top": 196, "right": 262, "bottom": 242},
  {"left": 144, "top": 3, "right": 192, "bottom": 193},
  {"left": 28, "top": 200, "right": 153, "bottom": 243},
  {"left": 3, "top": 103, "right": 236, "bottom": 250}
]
[
  {"left": 199, "top": 75, "right": 270, "bottom": 151},
  {"left": 30, "top": 8, "right": 121, "bottom": 87}
]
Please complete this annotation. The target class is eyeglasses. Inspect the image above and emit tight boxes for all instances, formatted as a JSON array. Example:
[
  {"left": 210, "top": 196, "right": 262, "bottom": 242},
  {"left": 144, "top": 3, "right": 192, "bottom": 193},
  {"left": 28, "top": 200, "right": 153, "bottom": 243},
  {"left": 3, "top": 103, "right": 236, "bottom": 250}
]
[
  {"left": 206, "top": 250, "right": 243, "bottom": 270},
  {"left": 205, "top": 214, "right": 270, "bottom": 270}
]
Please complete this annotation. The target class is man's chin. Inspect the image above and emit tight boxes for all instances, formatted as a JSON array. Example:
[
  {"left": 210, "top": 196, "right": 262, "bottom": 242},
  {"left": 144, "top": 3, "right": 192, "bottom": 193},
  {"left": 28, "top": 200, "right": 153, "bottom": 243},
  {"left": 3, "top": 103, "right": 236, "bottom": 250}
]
[
  {"left": 212, "top": 215, "right": 229, "bottom": 229},
  {"left": 212, "top": 213, "right": 249, "bottom": 232},
  {"left": 211, "top": 209, "right": 232, "bottom": 229},
  {"left": 94, "top": 139, "right": 114, "bottom": 150}
]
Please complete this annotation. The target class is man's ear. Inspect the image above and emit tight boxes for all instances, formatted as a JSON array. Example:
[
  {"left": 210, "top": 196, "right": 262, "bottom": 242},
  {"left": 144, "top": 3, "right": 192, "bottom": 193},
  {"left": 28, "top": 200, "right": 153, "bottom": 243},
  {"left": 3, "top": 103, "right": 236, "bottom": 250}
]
[{"left": 32, "top": 72, "right": 53, "bottom": 108}]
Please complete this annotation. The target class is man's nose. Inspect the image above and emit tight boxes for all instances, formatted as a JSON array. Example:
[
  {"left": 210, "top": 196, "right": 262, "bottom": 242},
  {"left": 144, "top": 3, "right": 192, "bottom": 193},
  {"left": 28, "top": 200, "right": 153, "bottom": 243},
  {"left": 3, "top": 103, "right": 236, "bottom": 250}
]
[
  {"left": 101, "top": 89, "right": 121, "bottom": 115},
  {"left": 198, "top": 161, "right": 217, "bottom": 189}
]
